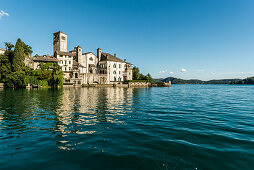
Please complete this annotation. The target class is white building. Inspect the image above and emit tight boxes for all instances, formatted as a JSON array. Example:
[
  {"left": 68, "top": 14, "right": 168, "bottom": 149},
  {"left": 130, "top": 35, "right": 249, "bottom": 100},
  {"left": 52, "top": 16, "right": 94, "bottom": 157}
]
[
  {"left": 52, "top": 31, "right": 133, "bottom": 85},
  {"left": 0, "top": 48, "right": 6, "bottom": 55}
]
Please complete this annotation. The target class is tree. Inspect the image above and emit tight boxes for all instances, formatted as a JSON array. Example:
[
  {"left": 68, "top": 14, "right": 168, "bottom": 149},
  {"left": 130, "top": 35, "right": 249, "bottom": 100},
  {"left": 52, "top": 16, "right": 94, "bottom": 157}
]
[
  {"left": 145, "top": 73, "right": 152, "bottom": 82},
  {"left": 139, "top": 73, "right": 145, "bottom": 80},
  {"left": 4, "top": 42, "right": 14, "bottom": 51},
  {"left": 13, "top": 38, "right": 25, "bottom": 72},
  {"left": 4, "top": 42, "right": 14, "bottom": 66},
  {"left": 0, "top": 54, "right": 11, "bottom": 83},
  {"left": 49, "top": 63, "right": 64, "bottom": 88},
  {"left": 132, "top": 66, "right": 140, "bottom": 80},
  {"left": 23, "top": 42, "right": 33, "bottom": 57}
]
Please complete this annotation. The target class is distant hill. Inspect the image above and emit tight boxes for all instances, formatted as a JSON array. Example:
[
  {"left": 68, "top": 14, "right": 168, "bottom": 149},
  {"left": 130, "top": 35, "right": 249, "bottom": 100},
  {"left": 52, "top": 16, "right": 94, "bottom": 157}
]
[
  {"left": 231, "top": 77, "right": 254, "bottom": 84},
  {"left": 153, "top": 77, "right": 242, "bottom": 84}
]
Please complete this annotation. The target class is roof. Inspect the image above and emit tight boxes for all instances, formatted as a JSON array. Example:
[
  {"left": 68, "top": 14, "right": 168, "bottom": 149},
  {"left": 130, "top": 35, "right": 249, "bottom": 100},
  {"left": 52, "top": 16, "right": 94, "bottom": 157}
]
[
  {"left": 53, "top": 31, "right": 67, "bottom": 35},
  {"left": 56, "top": 51, "right": 75, "bottom": 57},
  {"left": 83, "top": 52, "right": 96, "bottom": 56},
  {"left": 33, "top": 55, "right": 59, "bottom": 62},
  {"left": 100, "top": 52, "right": 126, "bottom": 63}
]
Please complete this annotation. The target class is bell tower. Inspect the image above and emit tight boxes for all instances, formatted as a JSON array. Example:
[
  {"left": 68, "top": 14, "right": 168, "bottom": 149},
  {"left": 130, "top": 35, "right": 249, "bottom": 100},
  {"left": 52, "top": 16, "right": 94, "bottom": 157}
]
[{"left": 53, "top": 31, "right": 68, "bottom": 53}]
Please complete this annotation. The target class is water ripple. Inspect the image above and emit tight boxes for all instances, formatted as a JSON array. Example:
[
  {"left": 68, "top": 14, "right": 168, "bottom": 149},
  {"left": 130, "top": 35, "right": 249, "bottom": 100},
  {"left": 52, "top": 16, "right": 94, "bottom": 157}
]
[{"left": 0, "top": 85, "right": 254, "bottom": 169}]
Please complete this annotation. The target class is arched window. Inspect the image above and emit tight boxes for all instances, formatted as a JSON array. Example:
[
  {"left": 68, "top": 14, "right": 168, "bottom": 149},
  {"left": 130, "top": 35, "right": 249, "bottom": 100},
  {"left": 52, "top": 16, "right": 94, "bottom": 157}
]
[
  {"left": 113, "top": 64, "right": 116, "bottom": 68},
  {"left": 118, "top": 77, "right": 121, "bottom": 81},
  {"left": 113, "top": 71, "right": 116, "bottom": 74}
]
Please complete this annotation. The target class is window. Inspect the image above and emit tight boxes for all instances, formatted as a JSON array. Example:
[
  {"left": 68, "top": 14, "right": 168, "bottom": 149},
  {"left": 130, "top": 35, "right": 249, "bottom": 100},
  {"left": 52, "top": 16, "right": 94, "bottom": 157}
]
[
  {"left": 119, "top": 71, "right": 121, "bottom": 74},
  {"left": 75, "top": 73, "right": 78, "bottom": 78},
  {"left": 65, "top": 67, "right": 67, "bottom": 71},
  {"left": 69, "top": 61, "right": 71, "bottom": 64},
  {"left": 69, "top": 67, "right": 71, "bottom": 70},
  {"left": 118, "top": 77, "right": 121, "bottom": 81},
  {"left": 113, "top": 71, "right": 116, "bottom": 74},
  {"left": 60, "top": 60, "right": 63, "bottom": 64},
  {"left": 65, "top": 60, "right": 67, "bottom": 65},
  {"left": 60, "top": 55, "right": 63, "bottom": 57},
  {"left": 114, "top": 76, "right": 116, "bottom": 81},
  {"left": 113, "top": 64, "right": 116, "bottom": 68},
  {"left": 89, "top": 57, "right": 93, "bottom": 61},
  {"left": 119, "top": 64, "right": 121, "bottom": 68}
]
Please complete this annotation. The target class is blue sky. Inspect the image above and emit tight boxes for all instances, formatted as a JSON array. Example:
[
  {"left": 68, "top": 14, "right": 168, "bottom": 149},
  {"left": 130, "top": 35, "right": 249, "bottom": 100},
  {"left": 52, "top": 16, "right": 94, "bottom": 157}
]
[{"left": 1, "top": 0, "right": 254, "bottom": 80}]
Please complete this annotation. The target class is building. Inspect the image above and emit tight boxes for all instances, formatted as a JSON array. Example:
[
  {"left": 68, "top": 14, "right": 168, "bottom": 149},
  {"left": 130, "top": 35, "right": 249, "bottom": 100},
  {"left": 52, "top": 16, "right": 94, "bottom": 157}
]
[
  {"left": 52, "top": 31, "right": 133, "bottom": 85},
  {"left": 32, "top": 55, "right": 59, "bottom": 70},
  {"left": 0, "top": 48, "right": 6, "bottom": 55}
]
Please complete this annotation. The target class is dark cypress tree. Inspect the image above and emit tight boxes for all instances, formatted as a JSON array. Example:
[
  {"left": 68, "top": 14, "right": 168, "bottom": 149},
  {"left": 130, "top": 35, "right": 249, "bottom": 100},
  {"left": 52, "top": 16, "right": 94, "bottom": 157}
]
[{"left": 13, "top": 38, "right": 24, "bottom": 72}]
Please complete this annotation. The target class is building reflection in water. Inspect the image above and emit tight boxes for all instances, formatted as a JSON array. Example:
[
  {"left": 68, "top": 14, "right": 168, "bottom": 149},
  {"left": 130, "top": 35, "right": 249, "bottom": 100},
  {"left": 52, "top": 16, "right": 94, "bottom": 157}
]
[
  {"left": 0, "top": 87, "right": 148, "bottom": 151},
  {"left": 54, "top": 87, "right": 135, "bottom": 150}
]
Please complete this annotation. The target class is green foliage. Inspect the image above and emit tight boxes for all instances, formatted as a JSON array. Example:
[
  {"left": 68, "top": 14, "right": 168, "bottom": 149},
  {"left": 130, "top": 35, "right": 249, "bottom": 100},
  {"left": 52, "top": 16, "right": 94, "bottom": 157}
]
[
  {"left": 0, "top": 39, "right": 64, "bottom": 88},
  {"left": 132, "top": 66, "right": 140, "bottom": 80},
  {"left": 4, "top": 42, "right": 14, "bottom": 51},
  {"left": 5, "top": 71, "right": 26, "bottom": 88},
  {"left": 22, "top": 42, "right": 33, "bottom": 56},
  {"left": 132, "top": 66, "right": 152, "bottom": 81},
  {"left": 159, "top": 77, "right": 242, "bottom": 84},
  {"left": 13, "top": 38, "right": 25, "bottom": 72},
  {"left": 231, "top": 77, "right": 254, "bottom": 84},
  {"left": 0, "top": 54, "right": 12, "bottom": 83},
  {"left": 48, "top": 64, "right": 64, "bottom": 88},
  {"left": 145, "top": 73, "right": 152, "bottom": 82}
]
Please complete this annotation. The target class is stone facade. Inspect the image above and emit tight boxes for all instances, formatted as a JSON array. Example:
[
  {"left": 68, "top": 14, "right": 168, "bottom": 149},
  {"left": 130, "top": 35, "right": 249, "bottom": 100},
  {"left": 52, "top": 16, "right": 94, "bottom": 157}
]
[
  {"left": 53, "top": 31, "right": 133, "bottom": 85},
  {"left": 32, "top": 55, "right": 59, "bottom": 70}
]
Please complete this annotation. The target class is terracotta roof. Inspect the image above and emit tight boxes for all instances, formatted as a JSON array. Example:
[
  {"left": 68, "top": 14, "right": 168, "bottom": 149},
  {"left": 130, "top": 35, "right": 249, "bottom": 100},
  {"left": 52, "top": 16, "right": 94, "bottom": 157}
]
[{"left": 33, "top": 55, "right": 58, "bottom": 62}]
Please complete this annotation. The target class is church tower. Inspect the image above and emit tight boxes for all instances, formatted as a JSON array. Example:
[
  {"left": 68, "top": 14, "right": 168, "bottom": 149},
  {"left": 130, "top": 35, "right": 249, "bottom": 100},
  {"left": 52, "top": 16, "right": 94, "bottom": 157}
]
[
  {"left": 53, "top": 31, "right": 68, "bottom": 53},
  {"left": 74, "top": 45, "right": 82, "bottom": 63}
]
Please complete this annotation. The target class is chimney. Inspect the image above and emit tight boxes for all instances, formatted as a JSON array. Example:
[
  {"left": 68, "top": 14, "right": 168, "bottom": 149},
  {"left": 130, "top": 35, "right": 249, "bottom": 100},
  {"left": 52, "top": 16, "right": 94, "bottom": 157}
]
[{"left": 97, "top": 48, "right": 102, "bottom": 61}]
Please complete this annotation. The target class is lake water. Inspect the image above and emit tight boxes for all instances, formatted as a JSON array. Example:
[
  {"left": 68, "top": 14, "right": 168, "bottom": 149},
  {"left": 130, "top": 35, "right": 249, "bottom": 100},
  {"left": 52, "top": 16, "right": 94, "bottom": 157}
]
[{"left": 0, "top": 85, "right": 253, "bottom": 169}]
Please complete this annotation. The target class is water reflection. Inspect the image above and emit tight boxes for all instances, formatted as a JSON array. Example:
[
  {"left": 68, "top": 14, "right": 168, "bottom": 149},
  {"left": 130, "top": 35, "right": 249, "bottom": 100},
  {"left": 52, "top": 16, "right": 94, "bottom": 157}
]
[{"left": 0, "top": 87, "right": 141, "bottom": 151}]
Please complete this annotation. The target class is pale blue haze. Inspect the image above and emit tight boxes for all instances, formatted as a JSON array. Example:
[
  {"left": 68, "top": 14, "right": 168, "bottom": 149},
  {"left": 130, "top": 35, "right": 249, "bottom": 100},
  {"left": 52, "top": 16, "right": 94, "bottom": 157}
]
[{"left": 0, "top": 0, "right": 254, "bottom": 80}]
